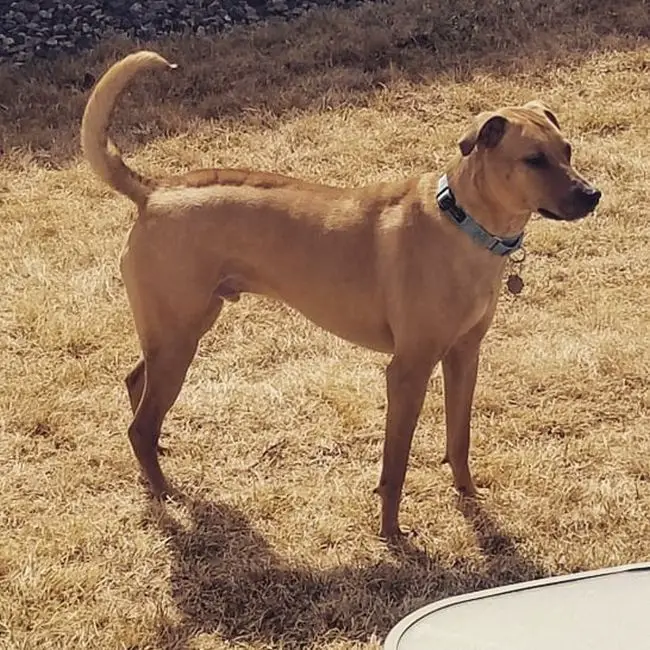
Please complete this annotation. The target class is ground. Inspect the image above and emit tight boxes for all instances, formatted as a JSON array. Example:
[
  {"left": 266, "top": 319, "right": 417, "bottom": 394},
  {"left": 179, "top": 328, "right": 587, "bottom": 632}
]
[{"left": 1, "top": 1, "right": 649, "bottom": 648}]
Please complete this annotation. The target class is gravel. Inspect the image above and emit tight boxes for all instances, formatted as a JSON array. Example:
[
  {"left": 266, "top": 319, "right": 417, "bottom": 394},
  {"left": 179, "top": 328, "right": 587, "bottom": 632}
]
[{"left": 0, "top": 0, "right": 362, "bottom": 66}]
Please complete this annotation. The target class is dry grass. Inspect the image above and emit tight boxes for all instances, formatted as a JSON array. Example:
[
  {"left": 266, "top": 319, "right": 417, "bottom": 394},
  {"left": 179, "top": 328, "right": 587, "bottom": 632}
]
[{"left": 1, "top": 0, "right": 650, "bottom": 648}]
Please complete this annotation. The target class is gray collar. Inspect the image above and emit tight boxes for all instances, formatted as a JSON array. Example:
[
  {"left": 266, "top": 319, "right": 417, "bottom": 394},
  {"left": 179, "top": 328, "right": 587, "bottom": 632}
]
[{"left": 436, "top": 175, "right": 524, "bottom": 257}]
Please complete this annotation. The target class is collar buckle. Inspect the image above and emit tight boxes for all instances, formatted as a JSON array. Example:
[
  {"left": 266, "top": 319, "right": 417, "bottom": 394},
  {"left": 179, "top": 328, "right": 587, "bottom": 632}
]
[{"left": 436, "top": 175, "right": 524, "bottom": 257}]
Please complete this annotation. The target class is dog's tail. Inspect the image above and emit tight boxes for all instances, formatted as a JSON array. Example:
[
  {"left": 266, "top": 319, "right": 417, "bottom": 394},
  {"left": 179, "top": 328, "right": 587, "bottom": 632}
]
[{"left": 81, "top": 50, "right": 177, "bottom": 206}]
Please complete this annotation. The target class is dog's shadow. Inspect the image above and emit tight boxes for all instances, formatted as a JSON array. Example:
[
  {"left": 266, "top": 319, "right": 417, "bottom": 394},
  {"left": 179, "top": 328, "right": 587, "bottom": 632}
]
[{"left": 148, "top": 493, "right": 546, "bottom": 649}]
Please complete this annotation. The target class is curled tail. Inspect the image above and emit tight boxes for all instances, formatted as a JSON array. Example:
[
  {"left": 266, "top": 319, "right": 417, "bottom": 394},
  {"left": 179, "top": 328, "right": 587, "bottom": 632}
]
[{"left": 81, "top": 50, "right": 177, "bottom": 205}]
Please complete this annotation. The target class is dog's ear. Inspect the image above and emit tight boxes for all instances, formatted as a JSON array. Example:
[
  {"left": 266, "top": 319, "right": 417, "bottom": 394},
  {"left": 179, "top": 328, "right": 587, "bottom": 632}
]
[
  {"left": 524, "top": 100, "right": 560, "bottom": 130},
  {"left": 458, "top": 112, "right": 509, "bottom": 157}
]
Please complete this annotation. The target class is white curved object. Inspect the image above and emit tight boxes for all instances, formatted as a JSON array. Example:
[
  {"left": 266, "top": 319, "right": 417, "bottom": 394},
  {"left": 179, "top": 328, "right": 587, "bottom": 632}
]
[{"left": 384, "top": 563, "right": 650, "bottom": 650}]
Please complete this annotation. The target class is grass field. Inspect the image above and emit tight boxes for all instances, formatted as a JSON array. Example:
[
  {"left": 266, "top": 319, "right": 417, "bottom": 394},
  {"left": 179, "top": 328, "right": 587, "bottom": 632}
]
[{"left": 1, "top": 0, "right": 649, "bottom": 648}]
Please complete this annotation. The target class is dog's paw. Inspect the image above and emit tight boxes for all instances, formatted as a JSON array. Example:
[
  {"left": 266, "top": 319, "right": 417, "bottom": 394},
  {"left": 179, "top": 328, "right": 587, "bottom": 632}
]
[
  {"left": 138, "top": 474, "right": 176, "bottom": 502},
  {"left": 457, "top": 485, "right": 487, "bottom": 501},
  {"left": 378, "top": 524, "right": 418, "bottom": 542}
]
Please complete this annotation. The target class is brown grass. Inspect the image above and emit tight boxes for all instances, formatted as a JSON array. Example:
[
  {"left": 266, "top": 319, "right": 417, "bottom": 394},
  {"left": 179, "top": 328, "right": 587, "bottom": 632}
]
[{"left": 1, "top": 0, "right": 650, "bottom": 648}]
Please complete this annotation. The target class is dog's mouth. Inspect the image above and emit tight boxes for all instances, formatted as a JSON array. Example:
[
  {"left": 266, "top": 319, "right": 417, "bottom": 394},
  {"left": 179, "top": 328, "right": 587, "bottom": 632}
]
[
  {"left": 538, "top": 207, "right": 572, "bottom": 221},
  {"left": 537, "top": 206, "right": 591, "bottom": 222}
]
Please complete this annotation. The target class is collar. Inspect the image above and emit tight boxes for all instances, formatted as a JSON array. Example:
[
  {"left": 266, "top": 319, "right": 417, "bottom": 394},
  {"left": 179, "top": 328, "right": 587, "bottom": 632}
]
[{"left": 436, "top": 174, "right": 524, "bottom": 257}]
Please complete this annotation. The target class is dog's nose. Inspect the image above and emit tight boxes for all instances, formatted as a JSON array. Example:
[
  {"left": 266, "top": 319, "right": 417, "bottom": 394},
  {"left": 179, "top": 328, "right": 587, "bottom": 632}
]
[
  {"left": 574, "top": 185, "right": 601, "bottom": 212},
  {"left": 584, "top": 187, "right": 602, "bottom": 210}
]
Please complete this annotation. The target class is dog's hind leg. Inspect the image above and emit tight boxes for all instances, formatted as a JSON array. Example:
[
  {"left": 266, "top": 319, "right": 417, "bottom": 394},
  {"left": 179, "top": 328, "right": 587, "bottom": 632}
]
[
  {"left": 126, "top": 358, "right": 173, "bottom": 456},
  {"left": 125, "top": 359, "right": 145, "bottom": 414},
  {"left": 127, "top": 297, "right": 224, "bottom": 497},
  {"left": 129, "top": 339, "right": 197, "bottom": 497}
]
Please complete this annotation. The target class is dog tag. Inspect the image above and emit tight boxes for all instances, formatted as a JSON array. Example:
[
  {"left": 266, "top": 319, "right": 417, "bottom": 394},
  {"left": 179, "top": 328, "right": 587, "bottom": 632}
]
[{"left": 506, "top": 273, "right": 524, "bottom": 295}]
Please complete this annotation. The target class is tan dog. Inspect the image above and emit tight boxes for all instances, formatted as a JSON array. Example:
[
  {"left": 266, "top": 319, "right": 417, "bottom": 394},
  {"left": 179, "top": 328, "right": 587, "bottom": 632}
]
[{"left": 81, "top": 51, "right": 600, "bottom": 539}]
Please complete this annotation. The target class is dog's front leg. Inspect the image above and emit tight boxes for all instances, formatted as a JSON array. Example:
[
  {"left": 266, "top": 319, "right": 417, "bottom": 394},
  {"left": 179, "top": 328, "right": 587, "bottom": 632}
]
[
  {"left": 441, "top": 308, "right": 495, "bottom": 497},
  {"left": 441, "top": 339, "right": 481, "bottom": 497},
  {"left": 375, "top": 352, "right": 438, "bottom": 539}
]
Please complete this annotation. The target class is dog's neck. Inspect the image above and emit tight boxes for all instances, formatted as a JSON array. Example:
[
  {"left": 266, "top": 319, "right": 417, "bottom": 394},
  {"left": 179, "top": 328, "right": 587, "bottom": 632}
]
[{"left": 446, "top": 156, "right": 531, "bottom": 239}]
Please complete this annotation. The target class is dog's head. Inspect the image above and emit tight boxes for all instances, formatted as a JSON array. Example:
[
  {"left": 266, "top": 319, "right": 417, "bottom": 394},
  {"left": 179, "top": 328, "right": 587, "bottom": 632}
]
[{"left": 458, "top": 100, "right": 600, "bottom": 221}]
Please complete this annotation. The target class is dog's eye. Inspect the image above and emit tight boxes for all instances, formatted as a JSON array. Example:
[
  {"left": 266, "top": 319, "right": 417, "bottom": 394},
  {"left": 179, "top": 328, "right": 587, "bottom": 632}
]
[{"left": 524, "top": 153, "right": 548, "bottom": 168}]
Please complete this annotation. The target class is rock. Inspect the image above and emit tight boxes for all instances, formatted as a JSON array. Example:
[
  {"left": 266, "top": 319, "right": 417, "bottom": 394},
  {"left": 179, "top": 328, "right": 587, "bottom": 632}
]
[
  {"left": 269, "top": 0, "right": 289, "bottom": 13},
  {"left": 0, "top": 0, "right": 362, "bottom": 65},
  {"left": 13, "top": 1, "right": 40, "bottom": 13},
  {"left": 204, "top": 15, "right": 224, "bottom": 28},
  {"left": 229, "top": 5, "right": 247, "bottom": 20}
]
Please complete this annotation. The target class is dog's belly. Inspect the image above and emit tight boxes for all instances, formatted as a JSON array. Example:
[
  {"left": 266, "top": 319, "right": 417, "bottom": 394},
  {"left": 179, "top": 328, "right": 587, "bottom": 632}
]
[
  {"left": 244, "top": 279, "right": 395, "bottom": 354},
  {"left": 290, "top": 300, "right": 394, "bottom": 354}
]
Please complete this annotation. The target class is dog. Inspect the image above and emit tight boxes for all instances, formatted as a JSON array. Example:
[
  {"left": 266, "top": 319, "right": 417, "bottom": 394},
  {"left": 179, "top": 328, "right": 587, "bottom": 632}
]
[{"left": 81, "top": 51, "right": 600, "bottom": 539}]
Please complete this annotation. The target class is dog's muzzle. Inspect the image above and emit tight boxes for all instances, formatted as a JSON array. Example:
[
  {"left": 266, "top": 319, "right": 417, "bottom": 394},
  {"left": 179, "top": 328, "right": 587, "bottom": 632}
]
[
  {"left": 575, "top": 185, "right": 602, "bottom": 213},
  {"left": 539, "top": 184, "right": 602, "bottom": 221}
]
